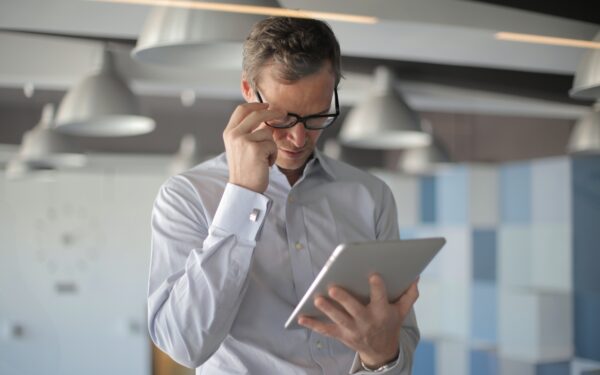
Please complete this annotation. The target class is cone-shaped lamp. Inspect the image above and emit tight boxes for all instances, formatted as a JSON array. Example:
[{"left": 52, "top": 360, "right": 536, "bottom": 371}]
[{"left": 339, "top": 66, "right": 431, "bottom": 149}]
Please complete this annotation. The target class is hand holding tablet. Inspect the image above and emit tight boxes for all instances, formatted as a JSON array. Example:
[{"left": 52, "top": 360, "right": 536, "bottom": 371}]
[{"left": 285, "top": 237, "right": 446, "bottom": 329}]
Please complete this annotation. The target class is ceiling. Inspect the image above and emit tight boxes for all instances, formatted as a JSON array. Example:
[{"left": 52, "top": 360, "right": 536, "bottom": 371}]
[{"left": 0, "top": 0, "right": 598, "bottom": 167}]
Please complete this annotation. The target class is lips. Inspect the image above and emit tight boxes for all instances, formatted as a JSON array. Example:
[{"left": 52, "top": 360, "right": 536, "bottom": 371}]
[{"left": 280, "top": 148, "right": 305, "bottom": 159}]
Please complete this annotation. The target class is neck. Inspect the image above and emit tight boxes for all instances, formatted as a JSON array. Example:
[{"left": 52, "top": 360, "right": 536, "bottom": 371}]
[
  {"left": 278, "top": 166, "right": 304, "bottom": 186},
  {"left": 277, "top": 153, "right": 315, "bottom": 186}
]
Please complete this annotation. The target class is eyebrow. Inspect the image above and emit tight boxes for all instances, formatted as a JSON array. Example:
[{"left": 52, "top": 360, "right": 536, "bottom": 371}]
[
  {"left": 311, "top": 107, "right": 334, "bottom": 116},
  {"left": 292, "top": 99, "right": 336, "bottom": 117},
  {"left": 256, "top": 90, "right": 335, "bottom": 116}
]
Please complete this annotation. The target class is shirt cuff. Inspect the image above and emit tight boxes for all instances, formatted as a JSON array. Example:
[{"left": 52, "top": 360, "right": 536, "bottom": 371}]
[
  {"left": 349, "top": 349, "right": 403, "bottom": 374},
  {"left": 211, "top": 183, "right": 272, "bottom": 244}
]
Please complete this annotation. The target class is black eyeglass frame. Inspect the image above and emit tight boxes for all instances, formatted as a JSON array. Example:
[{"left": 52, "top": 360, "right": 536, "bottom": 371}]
[{"left": 255, "top": 88, "right": 340, "bottom": 130}]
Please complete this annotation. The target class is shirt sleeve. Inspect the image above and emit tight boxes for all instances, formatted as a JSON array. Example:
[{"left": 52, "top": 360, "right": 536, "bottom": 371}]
[
  {"left": 349, "top": 182, "right": 421, "bottom": 375},
  {"left": 148, "top": 177, "right": 271, "bottom": 368}
]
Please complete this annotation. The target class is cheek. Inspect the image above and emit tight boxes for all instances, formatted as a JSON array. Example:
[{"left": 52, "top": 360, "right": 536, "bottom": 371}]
[{"left": 271, "top": 129, "right": 286, "bottom": 143}]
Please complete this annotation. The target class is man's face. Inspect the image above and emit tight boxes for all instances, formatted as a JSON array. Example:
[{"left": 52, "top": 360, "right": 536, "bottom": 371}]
[{"left": 243, "top": 64, "right": 336, "bottom": 173}]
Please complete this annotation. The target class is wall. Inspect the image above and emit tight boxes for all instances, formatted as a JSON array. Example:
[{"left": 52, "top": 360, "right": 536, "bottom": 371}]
[
  {"left": 374, "top": 155, "right": 600, "bottom": 375},
  {"left": 0, "top": 158, "right": 166, "bottom": 375},
  {"left": 1, "top": 153, "right": 598, "bottom": 375}
]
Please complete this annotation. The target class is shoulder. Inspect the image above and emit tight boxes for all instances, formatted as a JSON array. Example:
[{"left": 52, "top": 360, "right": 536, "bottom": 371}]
[{"left": 160, "top": 153, "right": 229, "bottom": 201}]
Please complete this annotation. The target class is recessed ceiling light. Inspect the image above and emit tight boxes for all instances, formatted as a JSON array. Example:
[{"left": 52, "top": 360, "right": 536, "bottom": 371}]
[{"left": 495, "top": 32, "right": 600, "bottom": 50}]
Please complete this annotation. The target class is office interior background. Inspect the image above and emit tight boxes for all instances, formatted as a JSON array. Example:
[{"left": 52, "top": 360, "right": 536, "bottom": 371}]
[{"left": 0, "top": 1, "right": 599, "bottom": 374}]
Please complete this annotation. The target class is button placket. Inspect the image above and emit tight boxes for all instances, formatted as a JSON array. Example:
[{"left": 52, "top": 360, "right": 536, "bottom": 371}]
[{"left": 285, "top": 190, "right": 314, "bottom": 302}]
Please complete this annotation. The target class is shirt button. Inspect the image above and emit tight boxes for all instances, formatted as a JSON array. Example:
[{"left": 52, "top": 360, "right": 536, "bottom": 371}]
[
  {"left": 316, "top": 340, "right": 323, "bottom": 349},
  {"left": 288, "top": 195, "right": 295, "bottom": 203},
  {"left": 295, "top": 242, "right": 304, "bottom": 251}
]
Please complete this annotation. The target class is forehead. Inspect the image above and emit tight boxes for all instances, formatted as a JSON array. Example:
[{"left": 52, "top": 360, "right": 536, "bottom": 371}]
[{"left": 257, "top": 63, "right": 336, "bottom": 114}]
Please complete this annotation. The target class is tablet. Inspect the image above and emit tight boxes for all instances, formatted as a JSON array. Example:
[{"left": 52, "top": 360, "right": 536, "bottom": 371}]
[{"left": 284, "top": 237, "right": 446, "bottom": 329}]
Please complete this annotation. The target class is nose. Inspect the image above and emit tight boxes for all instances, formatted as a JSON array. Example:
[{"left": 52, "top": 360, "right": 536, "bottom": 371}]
[{"left": 286, "top": 122, "right": 307, "bottom": 148}]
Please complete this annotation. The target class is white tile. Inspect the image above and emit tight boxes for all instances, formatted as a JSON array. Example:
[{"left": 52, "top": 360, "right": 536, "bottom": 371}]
[
  {"left": 370, "top": 170, "right": 419, "bottom": 227},
  {"left": 437, "top": 339, "right": 470, "bottom": 375},
  {"left": 499, "top": 289, "right": 573, "bottom": 362},
  {"left": 437, "top": 226, "right": 472, "bottom": 285},
  {"left": 440, "top": 281, "right": 471, "bottom": 340},
  {"left": 498, "top": 225, "right": 533, "bottom": 289},
  {"left": 531, "top": 224, "right": 572, "bottom": 292},
  {"left": 470, "top": 166, "right": 499, "bottom": 227},
  {"left": 414, "top": 279, "right": 443, "bottom": 338},
  {"left": 531, "top": 157, "right": 572, "bottom": 224}
]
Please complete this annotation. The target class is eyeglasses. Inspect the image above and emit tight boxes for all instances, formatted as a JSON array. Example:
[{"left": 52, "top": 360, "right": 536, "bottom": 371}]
[{"left": 255, "top": 88, "right": 339, "bottom": 130}]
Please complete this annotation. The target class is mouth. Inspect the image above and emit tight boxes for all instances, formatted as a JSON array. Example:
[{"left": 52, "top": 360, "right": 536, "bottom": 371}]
[{"left": 279, "top": 148, "right": 305, "bottom": 159}]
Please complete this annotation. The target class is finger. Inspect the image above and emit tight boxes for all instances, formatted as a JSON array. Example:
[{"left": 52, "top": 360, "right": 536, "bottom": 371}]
[
  {"left": 393, "top": 281, "right": 419, "bottom": 315},
  {"left": 247, "top": 127, "right": 274, "bottom": 143},
  {"left": 328, "top": 286, "right": 367, "bottom": 321},
  {"left": 314, "top": 296, "right": 354, "bottom": 329},
  {"left": 267, "top": 146, "right": 278, "bottom": 166},
  {"left": 225, "top": 102, "right": 269, "bottom": 133},
  {"left": 368, "top": 273, "right": 389, "bottom": 306},
  {"left": 298, "top": 315, "right": 340, "bottom": 339},
  {"left": 256, "top": 140, "right": 278, "bottom": 167},
  {"left": 231, "top": 107, "right": 286, "bottom": 135}
]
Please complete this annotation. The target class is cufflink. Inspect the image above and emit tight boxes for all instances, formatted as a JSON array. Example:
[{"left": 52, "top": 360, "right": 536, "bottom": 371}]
[{"left": 249, "top": 208, "right": 260, "bottom": 222}]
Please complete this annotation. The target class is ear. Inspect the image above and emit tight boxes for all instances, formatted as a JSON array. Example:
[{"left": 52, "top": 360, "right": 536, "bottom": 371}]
[{"left": 241, "top": 75, "right": 254, "bottom": 103}]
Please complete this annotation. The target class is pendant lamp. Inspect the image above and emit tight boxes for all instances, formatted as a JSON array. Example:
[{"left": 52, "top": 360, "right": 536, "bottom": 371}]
[
  {"left": 55, "top": 49, "right": 155, "bottom": 137},
  {"left": 568, "top": 102, "right": 600, "bottom": 154},
  {"left": 570, "top": 30, "right": 600, "bottom": 100},
  {"left": 397, "top": 141, "right": 450, "bottom": 175},
  {"left": 17, "top": 103, "right": 87, "bottom": 169},
  {"left": 132, "top": 0, "right": 280, "bottom": 69},
  {"left": 339, "top": 66, "right": 431, "bottom": 149},
  {"left": 169, "top": 134, "right": 204, "bottom": 175}
]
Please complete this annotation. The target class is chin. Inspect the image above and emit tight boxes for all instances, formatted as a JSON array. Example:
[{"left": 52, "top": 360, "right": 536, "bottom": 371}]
[{"left": 276, "top": 155, "right": 309, "bottom": 171}]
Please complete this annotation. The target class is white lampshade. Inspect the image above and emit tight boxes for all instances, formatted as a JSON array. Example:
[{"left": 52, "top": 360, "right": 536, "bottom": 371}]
[
  {"left": 568, "top": 102, "right": 600, "bottom": 154},
  {"left": 397, "top": 141, "right": 450, "bottom": 175},
  {"left": 323, "top": 138, "right": 343, "bottom": 160},
  {"left": 6, "top": 157, "right": 34, "bottom": 179},
  {"left": 570, "top": 30, "right": 600, "bottom": 100},
  {"left": 339, "top": 66, "right": 431, "bottom": 149},
  {"left": 132, "top": 0, "right": 280, "bottom": 69},
  {"left": 55, "top": 50, "right": 155, "bottom": 137},
  {"left": 169, "top": 134, "right": 204, "bottom": 175},
  {"left": 5, "top": 157, "right": 55, "bottom": 180},
  {"left": 17, "top": 103, "right": 87, "bottom": 169}
]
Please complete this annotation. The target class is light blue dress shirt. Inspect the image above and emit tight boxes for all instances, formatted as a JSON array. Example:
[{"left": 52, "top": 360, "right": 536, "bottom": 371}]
[{"left": 148, "top": 150, "right": 419, "bottom": 374}]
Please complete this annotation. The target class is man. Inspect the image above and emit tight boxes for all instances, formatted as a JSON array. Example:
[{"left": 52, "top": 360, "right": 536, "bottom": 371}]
[{"left": 149, "top": 17, "right": 419, "bottom": 374}]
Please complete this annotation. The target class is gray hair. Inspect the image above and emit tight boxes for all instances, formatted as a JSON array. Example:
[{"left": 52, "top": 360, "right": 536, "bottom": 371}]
[{"left": 242, "top": 17, "right": 342, "bottom": 88}]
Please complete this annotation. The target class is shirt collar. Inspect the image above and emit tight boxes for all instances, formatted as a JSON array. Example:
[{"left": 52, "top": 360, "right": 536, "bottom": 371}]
[
  {"left": 311, "top": 149, "right": 337, "bottom": 180},
  {"left": 268, "top": 149, "right": 337, "bottom": 183}
]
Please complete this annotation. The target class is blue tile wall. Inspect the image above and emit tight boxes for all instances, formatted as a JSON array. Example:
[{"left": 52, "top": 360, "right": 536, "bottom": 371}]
[
  {"left": 575, "top": 291, "right": 600, "bottom": 362},
  {"left": 473, "top": 229, "right": 497, "bottom": 282},
  {"left": 536, "top": 361, "right": 571, "bottom": 375},
  {"left": 471, "top": 282, "right": 497, "bottom": 344},
  {"left": 572, "top": 157, "right": 600, "bottom": 362},
  {"left": 531, "top": 158, "right": 571, "bottom": 224},
  {"left": 420, "top": 176, "right": 437, "bottom": 224},
  {"left": 413, "top": 340, "right": 436, "bottom": 375},
  {"left": 500, "top": 163, "right": 531, "bottom": 224},
  {"left": 470, "top": 348, "right": 498, "bottom": 375},
  {"left": 436, "top": 166, "right": 468, "bottom": 224},
  {"left": 572, "top": 156, "right": 600, "bottom": 294}
]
